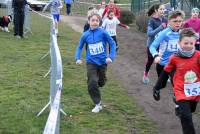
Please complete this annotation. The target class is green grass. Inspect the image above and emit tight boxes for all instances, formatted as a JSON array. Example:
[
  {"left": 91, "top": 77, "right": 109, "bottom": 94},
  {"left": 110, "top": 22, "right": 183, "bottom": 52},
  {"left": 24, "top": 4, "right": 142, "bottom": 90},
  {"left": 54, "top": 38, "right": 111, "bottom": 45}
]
[{"left": 0, "top": 13, "right": 157, "bottom": 133}]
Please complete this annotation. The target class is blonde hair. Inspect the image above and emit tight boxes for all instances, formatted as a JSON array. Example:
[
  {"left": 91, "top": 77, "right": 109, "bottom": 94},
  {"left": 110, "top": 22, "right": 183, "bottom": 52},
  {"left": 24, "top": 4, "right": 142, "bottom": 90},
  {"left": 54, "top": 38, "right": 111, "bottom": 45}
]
[
  {"left": 87, "top": 8, "right": 99, "bottom": 18},
  {"left": 87, "top": 9, "right": 101, "bottom": 21}
]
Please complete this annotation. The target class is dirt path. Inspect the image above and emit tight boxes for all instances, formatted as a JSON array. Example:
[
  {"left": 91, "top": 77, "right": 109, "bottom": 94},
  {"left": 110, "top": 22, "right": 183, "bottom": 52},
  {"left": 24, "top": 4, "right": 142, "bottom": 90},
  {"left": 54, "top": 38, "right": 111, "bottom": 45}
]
[{"left": 61, "top": 15, "right": 200, "bottom": 134}]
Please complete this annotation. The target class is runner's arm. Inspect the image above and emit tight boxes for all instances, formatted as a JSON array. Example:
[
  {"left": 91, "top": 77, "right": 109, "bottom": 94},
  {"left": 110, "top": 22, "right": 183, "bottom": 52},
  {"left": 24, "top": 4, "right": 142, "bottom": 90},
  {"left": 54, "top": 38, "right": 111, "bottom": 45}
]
[
  {"left": 149, "top": 31, "right": 166, "bottom": 58},
  {"left": 147, "top": 20, "right": 164, "bottom": 37},
  {"left": 75, "top": 35, "right": 86, "bottom": 61},
  {"left": 42, "top": 1, "right": 52, "bottom": 12},
  {"left": 102, "top": 8, "right": 108, "bottom": 18},
  {"left": 118, "top": 23, "right": 129, "bottom": 29}
]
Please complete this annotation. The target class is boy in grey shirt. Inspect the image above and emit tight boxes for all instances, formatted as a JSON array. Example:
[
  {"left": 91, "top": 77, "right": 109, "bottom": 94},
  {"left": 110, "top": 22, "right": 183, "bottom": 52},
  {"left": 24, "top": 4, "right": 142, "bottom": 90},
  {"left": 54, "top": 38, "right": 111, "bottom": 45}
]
[{"left": 43, "top": 0, "right": 63, "bottom": 35}]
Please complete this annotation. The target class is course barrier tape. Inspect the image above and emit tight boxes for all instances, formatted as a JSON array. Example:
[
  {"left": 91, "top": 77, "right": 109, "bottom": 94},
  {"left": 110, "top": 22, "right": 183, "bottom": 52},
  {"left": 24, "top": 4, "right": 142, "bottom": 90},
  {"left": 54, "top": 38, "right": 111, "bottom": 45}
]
[
  {"left": 43, "top": 89, "right": 61, "bottom": 134},
  {"left": 28, "top": 7, "right": 52, "bottom": 20}
]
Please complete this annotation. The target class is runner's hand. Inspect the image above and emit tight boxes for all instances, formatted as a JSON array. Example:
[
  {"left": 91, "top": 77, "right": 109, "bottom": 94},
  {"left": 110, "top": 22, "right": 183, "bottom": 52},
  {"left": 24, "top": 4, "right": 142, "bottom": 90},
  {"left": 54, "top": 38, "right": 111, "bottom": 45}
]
[
  {"left": 76, "top": 60, "right": 82, "bottom": 65},
  {"left": 126, "top": 26, "right": 130, "bottom": 30},
  {"left": 161, "top": 23, "right": 167, "bottom": 28},
  {"left": 153, "top": 88, "right": 160, "bottom": 101},
  {"left": 154, "top": 56, "right": 161, "bottom": 64},
  {"left": 106, "top": 58, "right": 112, "bottom": 64}
]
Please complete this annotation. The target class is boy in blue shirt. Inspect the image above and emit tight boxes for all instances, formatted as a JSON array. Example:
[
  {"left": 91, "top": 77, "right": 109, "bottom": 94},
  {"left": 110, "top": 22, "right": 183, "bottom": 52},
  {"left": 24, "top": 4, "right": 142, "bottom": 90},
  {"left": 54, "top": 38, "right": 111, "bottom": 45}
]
[
  {"left": 150, "top": 10, "right": 185, "bottom": 77},
  {"left": 75, "top": 12, "right": 116, "bottom": 113}
]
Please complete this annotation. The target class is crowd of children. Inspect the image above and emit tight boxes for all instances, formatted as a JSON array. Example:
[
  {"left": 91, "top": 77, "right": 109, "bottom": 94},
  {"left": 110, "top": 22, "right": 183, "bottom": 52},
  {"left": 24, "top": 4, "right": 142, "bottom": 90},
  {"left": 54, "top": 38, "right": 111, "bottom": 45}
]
[
  {"left": 2, "top": 0, "right": 200, "bottom": 133},
  {"left": 40, "top": 0, "right": 200, "bottom": 133},
  {"left": 140, "top": 3, "right": 200, "bottom": 134}
]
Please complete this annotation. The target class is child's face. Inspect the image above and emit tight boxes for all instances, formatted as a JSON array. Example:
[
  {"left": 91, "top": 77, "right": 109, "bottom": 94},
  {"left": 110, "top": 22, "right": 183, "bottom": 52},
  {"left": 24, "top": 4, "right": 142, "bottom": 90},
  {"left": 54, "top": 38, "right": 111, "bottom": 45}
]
[
  {"left": 109, "top": 0, "right": 114, "bottom": 7},
  {"left": 168, "top": 16, "right": 183, "bottom": 31},
  {"left": 179, "top": 36, "right": 196, "bottom": 51},
  {"left": 101, "top": 1, "right": 106, "bottom": 8},
  {"left": 89, "top": 15, "right": 100, "bottom": 29},
  {"left": 157, "top": 5, "right": 165, "bottom": 16},
  {"left": 191, "top": 11, "right": 199, "bottom": 18},
  {"left": 108, "top": 12, "right": 115, "bottom": 19}
]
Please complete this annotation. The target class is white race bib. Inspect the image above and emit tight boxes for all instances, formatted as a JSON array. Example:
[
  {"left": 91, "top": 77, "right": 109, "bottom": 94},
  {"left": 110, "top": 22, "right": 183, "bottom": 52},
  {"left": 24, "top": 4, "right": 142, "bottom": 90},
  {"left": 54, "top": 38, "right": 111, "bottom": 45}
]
[
  {"left": 184, "top": 82, "right": 200, "bottom": 97},
  {"left": 108, "top": 30, "right": 116, "bottom": 36},
  {"left": 167, "top": 40, "right": 178, "bottom": 52},
  {"left": 88, "top": 42, "right": 104, "bottom": 56}
]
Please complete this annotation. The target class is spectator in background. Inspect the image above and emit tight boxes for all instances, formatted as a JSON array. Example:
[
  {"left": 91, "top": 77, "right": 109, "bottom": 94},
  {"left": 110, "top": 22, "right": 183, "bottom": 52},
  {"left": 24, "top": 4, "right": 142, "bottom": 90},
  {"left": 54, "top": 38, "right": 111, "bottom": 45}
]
[
  {"left": 183, "top": 8, "right": 200, "bottom": 50},
  {"left": 64, "top": 0, "right": 73, "bottom": 15},
  {"left": 43, "top": 0, "right": 63, "bottom": 35},
  {"left": 12, "top": 0, "right": 28, "bottom": 39},
  {"left": 98, "top": 0, "right": 106, "bottom": 19},
  {"left": 102, "top": 0, "right": 120, "bottom": 19}
]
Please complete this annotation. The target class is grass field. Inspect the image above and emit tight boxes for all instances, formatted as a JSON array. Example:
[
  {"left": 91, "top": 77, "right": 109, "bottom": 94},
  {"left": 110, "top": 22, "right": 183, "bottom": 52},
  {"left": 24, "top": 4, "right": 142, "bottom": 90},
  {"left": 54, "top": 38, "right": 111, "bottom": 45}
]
[{"left": 0, "top": 13, "right": 157, "bottom": 133}]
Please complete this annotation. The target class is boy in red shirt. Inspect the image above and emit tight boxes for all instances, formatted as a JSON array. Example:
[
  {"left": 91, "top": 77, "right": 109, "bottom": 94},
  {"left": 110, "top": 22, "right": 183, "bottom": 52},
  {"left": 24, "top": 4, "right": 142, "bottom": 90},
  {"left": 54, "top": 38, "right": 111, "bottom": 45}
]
[{"left": 153, "top": 28, "right": 200, "bottom": 134}]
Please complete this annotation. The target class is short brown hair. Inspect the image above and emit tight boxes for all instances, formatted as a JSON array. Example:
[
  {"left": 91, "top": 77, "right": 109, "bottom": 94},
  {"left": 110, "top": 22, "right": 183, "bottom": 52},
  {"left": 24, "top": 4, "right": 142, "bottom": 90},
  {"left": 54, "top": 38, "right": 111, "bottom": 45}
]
[
  {"left": 179, "top": 28, "right": 197, "bottom": 41},
  {"left": 168, "top": 10, "right": 185, "bottom": 20}
]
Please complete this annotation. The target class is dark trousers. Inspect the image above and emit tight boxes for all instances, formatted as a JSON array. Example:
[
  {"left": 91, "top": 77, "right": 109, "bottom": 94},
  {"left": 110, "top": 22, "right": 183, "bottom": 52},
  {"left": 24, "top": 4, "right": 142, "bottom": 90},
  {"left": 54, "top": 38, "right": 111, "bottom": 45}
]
[
  {"left": 176, "top": 100, "right": 198, "bottom": 134},
  {"left": 156, "top": 63, "right": 164, "bottom": 77},
  {"left": 111, "top": 36, "right": 118, "bottom": 52},
  {"left": 66, "top": 4, "right": 71, "bottom": 15},
  {"left": 14, "top": 11, "right": 24, "bottom": 37},
  {"left": 145, "top": 47, "right": 154, "bottom": 73},
  {"left": 86, "top": 63, "right": 107, "bottom": 104},
  {"left": 195, "top": 43, "right": 200, "bottom": 51}
]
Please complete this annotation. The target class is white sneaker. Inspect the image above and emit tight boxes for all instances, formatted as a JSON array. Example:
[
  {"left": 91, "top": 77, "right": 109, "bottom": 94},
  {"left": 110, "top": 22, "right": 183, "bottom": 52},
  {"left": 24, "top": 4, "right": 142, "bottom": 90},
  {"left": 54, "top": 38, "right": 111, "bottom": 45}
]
[{"left": 92, "top": 103, "right": 103, "bottom": 113}]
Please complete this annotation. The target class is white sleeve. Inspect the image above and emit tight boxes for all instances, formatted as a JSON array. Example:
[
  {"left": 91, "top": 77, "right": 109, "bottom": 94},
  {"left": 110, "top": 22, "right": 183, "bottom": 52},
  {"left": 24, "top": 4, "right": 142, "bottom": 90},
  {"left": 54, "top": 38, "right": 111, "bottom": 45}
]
[{"left": 115, "top": 17, "right": 120, "bottom": 25}]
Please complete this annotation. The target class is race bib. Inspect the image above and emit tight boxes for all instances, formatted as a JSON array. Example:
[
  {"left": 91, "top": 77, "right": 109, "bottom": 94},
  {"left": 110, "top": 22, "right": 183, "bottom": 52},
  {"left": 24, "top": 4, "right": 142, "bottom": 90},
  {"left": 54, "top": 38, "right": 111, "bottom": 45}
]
[
  {"left": 167, "top": 40, "right": 178, "bottom": 52},
  {"left": 88, "top": 42, "right": 104, "bottom": 56},
  {"left": 108, "top": 30, "right": 116, "bottom": 36},
  {"left": 184, "top": 82, "right": 200, "bottom": 97}
]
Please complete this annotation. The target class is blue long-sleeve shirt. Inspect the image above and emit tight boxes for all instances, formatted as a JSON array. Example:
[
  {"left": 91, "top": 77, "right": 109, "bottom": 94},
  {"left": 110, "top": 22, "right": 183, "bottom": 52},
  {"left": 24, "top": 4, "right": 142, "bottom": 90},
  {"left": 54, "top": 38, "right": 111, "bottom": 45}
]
[
  {"left": 150, "top": 26, "right": 180, "bottom": 66},
  {"left": 75, "top": 28, "right": 116, "bottom": 65},
  {"left": 147, "top": 16, "right": 167, "bottom": 47},
  {"left": 64, "top": 0, "right": 73, "bottom": 4}
]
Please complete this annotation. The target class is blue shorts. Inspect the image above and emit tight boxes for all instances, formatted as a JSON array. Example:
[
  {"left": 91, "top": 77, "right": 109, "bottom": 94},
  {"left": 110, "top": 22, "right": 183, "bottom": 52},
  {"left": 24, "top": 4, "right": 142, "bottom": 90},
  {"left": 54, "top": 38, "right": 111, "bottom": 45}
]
[{"left": 52, "top": 14, "right": 60, "bottom": 22}]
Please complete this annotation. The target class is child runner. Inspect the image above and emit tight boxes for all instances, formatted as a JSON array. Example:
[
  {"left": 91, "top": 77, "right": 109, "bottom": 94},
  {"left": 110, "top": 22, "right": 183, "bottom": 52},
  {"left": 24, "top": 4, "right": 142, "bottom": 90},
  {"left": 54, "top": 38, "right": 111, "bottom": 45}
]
[
  {"left": 64, "top": 0, "right": 73, "bottom": 15},
  {"left": 102, "top": 0, "right": 120, "bottom": 19},
  {"left": 83, "top": 7, "right": 98, "bottom": 32},
  {"left": 183, "top": 7, "right": 200, "bottom": 50},
  {"left": 152, "top": 28, "right": 200, "bottom": 134},
  {"left": 43, "top": 0, "right": 63, "bottom": 35},
  {"left": 142, "top": 3, "right": 167, "bottom": 84},
  {"left": 102, "top": 10, "right": 129, "bottom": 51},
  {"left": 98, "top": 0, "right": 106, "bottom": 20},
  {"left": 149, "top": 10, "right": 185, "bottom": 77},
  {"left": 75, "top": 12, "right": 116, "bottom": 113}
]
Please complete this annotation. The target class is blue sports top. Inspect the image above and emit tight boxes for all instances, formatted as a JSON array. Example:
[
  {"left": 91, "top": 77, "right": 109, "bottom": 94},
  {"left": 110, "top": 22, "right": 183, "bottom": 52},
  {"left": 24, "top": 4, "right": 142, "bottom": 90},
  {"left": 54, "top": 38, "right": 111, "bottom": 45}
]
[
  {"left": 75, "top": 28, "right": 116, "bottom": 65},
  {"left": 150, "top": 26, "right": 180, "bottom": 66},
  {"left": 147, "top": 16, "right": 167, "bottom": 47}
]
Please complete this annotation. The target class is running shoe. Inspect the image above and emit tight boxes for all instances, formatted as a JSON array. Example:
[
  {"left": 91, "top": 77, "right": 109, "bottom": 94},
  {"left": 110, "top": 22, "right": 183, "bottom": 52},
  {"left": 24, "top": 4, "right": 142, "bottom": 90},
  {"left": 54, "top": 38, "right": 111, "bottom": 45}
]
[
  {"left": 92, "top": 102, "right": 103, "bottom": 113},
  {"left": 142, "top": 71, "right": 150, "bottom": 84}
]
